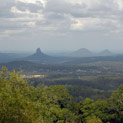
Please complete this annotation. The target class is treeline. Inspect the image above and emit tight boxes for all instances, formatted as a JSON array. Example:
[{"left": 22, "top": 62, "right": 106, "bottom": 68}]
[
  {"left": 0, "top": 67, "right": 123, "bottom": 123},
  {"left": 0, "top": 61, "right": 98, "bottom": 72},
  {"left": 30, "top": 77, "right": 122, "bottom": 102},
  {"left": 67, "top": 86, "right": 112, "bottom": 102},
  {"left": 31, "top": 78, "right": 123, "bottom": 90}
]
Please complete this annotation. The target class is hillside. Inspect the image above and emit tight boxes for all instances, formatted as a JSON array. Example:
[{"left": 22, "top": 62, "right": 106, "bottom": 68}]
[
  {"left": 69, "top": 48, "right": 93, "bottom": 57},
  {"left": 24, "top": 48, "right": 51, "bottom": 62},
  {"left": 22, "top": 48, "right": 74, "bottom": 64},
  {"left": 0, "top": 53, "right": 25, "bottom": 63},
  {"left": 99, "top": 49, "right": 114, "bottom": 56}
]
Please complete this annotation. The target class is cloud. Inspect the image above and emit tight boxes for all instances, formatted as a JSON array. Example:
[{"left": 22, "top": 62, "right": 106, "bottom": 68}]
[
  {"left": 0, "top": 0, "right": 123, "bottom": 38},
  {"left": 16, "top": 0, "right": 37, "bottom": 4}
]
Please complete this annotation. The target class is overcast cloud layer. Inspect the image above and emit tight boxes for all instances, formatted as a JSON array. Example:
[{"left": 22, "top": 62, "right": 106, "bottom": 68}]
[{"left": 0, "top": 0, "right": 123, "bottom": 52}]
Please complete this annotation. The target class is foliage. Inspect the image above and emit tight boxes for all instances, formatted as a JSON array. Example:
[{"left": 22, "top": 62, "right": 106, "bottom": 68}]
[
  {"left": 0, "top": 67, "right": 123, "bottom": 123},
  {"left": 0, "top": 67, "right": 77, "bottom": 123},
  {"left": 86, "top": 116, "right": 103, "bottom": 123}
]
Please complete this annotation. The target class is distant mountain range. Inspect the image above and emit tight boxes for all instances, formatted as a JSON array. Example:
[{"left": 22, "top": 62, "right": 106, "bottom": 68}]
[
  {"left": 66, "top": 48, "right": 115, "bottom": 58},
  {"left": 0, "top": 48, "right": 123, "bottom": 65},
  {"left": 12, "top": 48, "right": 123, "bottom": 64},
  {"left": 22, "top": 48, "right": 74, "bottom": 64}
]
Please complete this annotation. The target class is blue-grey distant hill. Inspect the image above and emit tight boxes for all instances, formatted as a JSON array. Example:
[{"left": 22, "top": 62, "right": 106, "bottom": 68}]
[
  {"left": 67, "top": 48, "right": 114, "bottom": 58},
  {"left": 0, "top": 52, "right": 30, "bottom": 63},
  {"left": 0, "top": 53, "right": 21, "bottom": 63},
  {"left": 20, "top": 48, "right": 123, "bottom": 64},
  {"left": 1, "top": 48, "right": 123, "bottom": 65},
  {"left": 24, "top": 48, "right": 50, "bottom": 62},
  {"left": 98, "top": 49, "right": 114, "bottom": 56},
  {"left": 68, "top": 48, "right": 93, "bottom": 57},
  {"left": 22, "top": 48, "right": 74, "bottom": 64}
]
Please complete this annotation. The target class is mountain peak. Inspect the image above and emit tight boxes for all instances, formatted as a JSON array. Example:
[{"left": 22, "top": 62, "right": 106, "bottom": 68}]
[
  {"left": 34, "top": 48, "right": 45, "bottom": 56},
  {"left": 77, "top": 48, "right": 92, "bottom": 53},
  {"left": 24, "top": 48, "right": 50, "bottom": 62},
  {"left": 100, "top": 49, "right": 113, "bottom": 56},
  {"left": 36, "top": 48, "right": 42, "bottom": 54},
  {"left": 69, "top": 48, "right": 92, "bottom": 57}
]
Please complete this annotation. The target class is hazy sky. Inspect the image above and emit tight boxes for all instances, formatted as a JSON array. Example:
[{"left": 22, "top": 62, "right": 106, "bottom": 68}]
[{"left": 0, "top": 0, "right": 123, "bottom": 52}]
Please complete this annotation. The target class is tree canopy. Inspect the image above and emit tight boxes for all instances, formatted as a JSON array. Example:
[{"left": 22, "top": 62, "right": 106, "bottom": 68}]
[{"left": 0, "top": 67, "right": 122, "bottom": 123}]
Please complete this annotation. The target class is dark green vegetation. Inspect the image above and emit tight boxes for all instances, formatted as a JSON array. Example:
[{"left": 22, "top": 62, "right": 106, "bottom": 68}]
[
  {"left": 0, "top": 67, "right": 123, "bottom": 123},
  {"left": 0, "top": 61, "right": 123, "bottom": 102}
]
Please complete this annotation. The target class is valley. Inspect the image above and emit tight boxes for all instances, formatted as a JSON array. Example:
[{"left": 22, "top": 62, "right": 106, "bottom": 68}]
[{"left": 1, "top": 60, "right": 123, "bottom": 102}]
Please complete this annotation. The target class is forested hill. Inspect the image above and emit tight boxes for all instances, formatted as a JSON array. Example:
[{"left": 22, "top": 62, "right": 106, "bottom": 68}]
[{"left": 0, "top": 67, "right": 123, "bottom": 123}]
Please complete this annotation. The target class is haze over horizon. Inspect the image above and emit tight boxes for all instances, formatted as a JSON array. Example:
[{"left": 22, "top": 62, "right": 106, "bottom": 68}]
[{"left": 0, "top": 0, "right": 123, "bottom": 52}]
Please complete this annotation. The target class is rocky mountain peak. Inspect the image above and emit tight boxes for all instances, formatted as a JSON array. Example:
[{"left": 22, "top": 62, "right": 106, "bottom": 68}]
[{"left": 36, "top": 48, "right": 42, "bottom": 54}]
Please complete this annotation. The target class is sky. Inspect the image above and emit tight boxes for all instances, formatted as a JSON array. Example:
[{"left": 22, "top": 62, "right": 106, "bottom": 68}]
[{"left": 0, "top": 0, "right": 123, "bottom": 52}]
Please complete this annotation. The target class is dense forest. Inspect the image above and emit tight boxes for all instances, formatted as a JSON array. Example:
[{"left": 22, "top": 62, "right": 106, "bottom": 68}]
[
  {"left": 1, "top": 61, "right": 123, "bottom": 102},
  {"left": 0, "top": 67, "right": 123, "bottom": 123}
]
